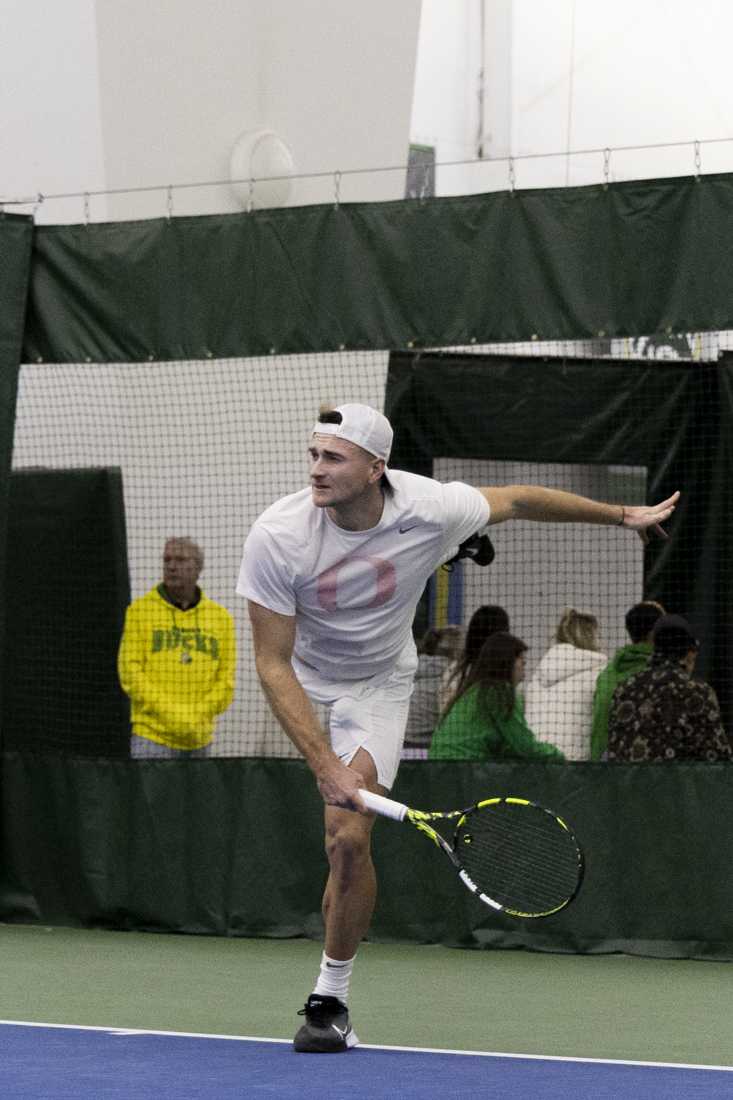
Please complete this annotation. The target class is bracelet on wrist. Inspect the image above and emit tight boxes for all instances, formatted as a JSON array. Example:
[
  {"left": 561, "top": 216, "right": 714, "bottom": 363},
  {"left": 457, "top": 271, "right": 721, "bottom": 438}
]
[{"left": 617, "top": 506, "right": 625, "bottom": 527}]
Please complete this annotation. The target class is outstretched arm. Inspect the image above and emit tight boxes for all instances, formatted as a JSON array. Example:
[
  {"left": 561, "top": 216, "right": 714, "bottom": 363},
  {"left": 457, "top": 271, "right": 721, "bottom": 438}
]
[
  {"left": 480, "top": 486, "right": 679, "bottom": 544},
  {"left": 247, "top": 600, "right": 367, "bottom": 812}
]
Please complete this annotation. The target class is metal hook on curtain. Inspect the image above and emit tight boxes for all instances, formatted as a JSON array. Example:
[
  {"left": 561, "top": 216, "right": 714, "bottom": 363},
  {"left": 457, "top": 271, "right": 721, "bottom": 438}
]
[
  {"left": 166, "top": 185, "right": 174, "bottom": 221},
  {"left": 334, "top": 170, "right": 342, "bottom": 209},
  {"left": 694, "top": 141, "right": 701, "bottom": 181},
  {"left": 508, "top": 157, "right": 516, "bottom": 194},
  {"left": 603, "top": 148, "right": 611, "bottom": 189},
  {"left": 83, "top": 192, "right": 90, "bottom": 227},
  {"left": 421, "top": 163, "right": 430, "bottom": 202}
]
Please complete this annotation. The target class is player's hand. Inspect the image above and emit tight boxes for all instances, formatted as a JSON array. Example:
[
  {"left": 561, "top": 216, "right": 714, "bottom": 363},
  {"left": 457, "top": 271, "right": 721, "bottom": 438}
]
[
  {"left": 316, "top": 757, "right": 368, "bottom": 813},
  {"left": 621, "top": 491, "right": 680, "bottom": 545}
]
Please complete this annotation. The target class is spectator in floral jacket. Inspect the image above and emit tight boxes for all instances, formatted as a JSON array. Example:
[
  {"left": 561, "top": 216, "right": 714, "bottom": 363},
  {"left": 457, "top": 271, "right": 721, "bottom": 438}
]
[{"left": 606, "top": 614, "right": 732, "bottom": 762}]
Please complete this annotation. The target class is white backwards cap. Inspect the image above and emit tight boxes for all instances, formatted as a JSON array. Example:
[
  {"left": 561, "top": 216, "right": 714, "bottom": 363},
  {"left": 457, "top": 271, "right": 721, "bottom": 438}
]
[{"left": 312, "top": 403, "right": 393, "bottom": 463}]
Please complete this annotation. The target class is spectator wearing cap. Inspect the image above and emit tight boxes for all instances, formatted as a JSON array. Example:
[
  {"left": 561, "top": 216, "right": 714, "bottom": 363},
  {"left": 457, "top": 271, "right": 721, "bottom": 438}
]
[
  {"left": 590, "top": 600, "right": 665, "bottom": 760},
  {"left": 606, "top": 614, "right": 732, "bottom": 762}
]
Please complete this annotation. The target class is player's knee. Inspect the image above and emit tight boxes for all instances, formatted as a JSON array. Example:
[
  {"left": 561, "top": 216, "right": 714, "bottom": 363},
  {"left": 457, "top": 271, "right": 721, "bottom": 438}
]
[{"left": 324, "top": 818, "right": 371, "bottom": 875}]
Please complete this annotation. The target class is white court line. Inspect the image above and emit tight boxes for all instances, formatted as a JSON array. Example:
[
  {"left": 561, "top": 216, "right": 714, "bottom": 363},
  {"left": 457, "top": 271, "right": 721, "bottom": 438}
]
[{"left": 1, "top": 1020, "right": 731, "bottom": 1074}]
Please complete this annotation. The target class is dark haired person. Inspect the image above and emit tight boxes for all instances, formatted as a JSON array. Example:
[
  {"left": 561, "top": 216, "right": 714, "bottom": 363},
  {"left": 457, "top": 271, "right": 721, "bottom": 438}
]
[
  {"left": 429, "top": 632, "right": 563, "bottom": 761},
  {"left": 607, "top": 614, "right": 732, "bottom": 762},
  {"left": 439, "top": 604, "right": 510, "bottom": 712},
  {"left": 404, "top": 625, "right": 463, "bottom": 752},
  {"left": 237, "top": 402, "right": 679, "bottom": 1053},
  {"left": 590, "top": 600, "right": 665, "bottom": 760}
]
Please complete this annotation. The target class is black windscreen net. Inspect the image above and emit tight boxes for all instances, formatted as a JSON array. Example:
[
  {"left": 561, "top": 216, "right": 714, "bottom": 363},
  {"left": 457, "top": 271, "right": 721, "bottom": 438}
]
[{"left": 8, "top": 335, "right": 731, "bottom": 763}]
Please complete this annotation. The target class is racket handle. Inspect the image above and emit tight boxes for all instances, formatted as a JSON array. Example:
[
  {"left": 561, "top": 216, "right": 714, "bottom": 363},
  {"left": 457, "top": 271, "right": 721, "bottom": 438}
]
[{"left": 358, "top": 789, "right": 408, "bottom": 822}]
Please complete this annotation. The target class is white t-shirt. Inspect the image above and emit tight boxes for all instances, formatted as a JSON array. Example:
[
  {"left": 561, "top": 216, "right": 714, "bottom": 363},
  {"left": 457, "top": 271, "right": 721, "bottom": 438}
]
[{"left": 237, "top": 470, "right": 490, "bottom": 682}]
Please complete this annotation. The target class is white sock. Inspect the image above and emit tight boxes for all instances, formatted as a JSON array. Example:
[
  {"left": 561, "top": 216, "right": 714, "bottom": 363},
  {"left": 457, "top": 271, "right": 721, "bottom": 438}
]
[{"left": 312, "top": 951, "right": 356, "bottom": 1005}]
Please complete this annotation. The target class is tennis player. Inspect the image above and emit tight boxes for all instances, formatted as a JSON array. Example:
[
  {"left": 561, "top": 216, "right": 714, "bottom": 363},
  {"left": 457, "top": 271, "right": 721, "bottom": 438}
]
[{"left": 237, "top": 403, "right": 678, "bottom": 1053}]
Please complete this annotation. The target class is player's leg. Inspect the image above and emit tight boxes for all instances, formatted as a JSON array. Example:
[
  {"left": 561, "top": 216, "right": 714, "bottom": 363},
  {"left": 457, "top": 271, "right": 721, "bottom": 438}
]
[
  {"left": 294, "top": 657, "right": 413, "bottom": 1052},
  {"left": 293, "top": 748, "right": 378, "bottom": 1053},
  {"left": 321, "top": 745, "right": 380, "bottom": 960}
]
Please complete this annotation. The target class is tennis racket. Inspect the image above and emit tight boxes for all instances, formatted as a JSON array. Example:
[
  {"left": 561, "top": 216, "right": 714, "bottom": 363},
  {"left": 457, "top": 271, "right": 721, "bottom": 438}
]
[{"left": 359, "top": 789, "right": 583, "bottom": 919}]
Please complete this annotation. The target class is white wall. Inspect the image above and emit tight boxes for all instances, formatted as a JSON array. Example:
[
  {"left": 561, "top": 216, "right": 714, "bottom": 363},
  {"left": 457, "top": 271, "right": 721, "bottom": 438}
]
[
  {"left": 252, "top": 0, "right": 423, "bottom": 206},
  {"left": 7, "top": 0, "right": 733, "bottom": 222},
  {"left": 0, "top": 0, "right": 107, "bottom": 224},
  {"left": 411, "top": 0, "right": 733, "bottom": 196},
  {"left": 94, "top": 0, "right": 260, "bottom": 220},
  {"left": 2, "top": 0, "right": 421, "bottom": 223}
]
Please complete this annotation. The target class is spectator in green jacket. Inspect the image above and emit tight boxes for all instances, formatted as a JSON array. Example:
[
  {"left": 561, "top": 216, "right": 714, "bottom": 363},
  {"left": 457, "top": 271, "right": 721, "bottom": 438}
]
[
  {"left": 429, "top": 632, "right": 564, "bottom": 761},
  {"left": 590, "top": 600, "right": 665, "bottom": 760}
]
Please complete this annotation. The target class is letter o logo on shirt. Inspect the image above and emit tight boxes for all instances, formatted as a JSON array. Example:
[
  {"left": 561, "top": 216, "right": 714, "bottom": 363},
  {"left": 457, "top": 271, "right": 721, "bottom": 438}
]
[{"left": 317, "top": 554, "right": 396, "bottom": 612}]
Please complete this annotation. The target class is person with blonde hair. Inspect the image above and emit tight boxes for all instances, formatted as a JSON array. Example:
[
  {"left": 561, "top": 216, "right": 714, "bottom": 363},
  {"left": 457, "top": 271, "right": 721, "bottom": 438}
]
[{"left": 523, "top": 608, "right": 608, "bottom": 760}]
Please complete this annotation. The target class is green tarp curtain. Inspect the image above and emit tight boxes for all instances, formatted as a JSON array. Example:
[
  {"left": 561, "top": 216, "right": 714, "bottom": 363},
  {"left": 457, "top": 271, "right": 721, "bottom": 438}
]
[
  {"left": 0, "top": 214, "right": 34, "bottom": 717},
  {"left": 3, "top": 469, "right": 131, "bottom": 757},
  {"left": 385, "top": 350, "right": 733, "bottom": 730},
  {"left": 3, "top": 754, "right": 732, "bottom": 958},
  {"left": 21, "top": 172, "right": 733, "bottom": 363}
]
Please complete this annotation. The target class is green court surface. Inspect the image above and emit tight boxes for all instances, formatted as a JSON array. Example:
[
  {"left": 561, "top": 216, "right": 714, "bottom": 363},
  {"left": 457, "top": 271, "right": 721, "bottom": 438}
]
[{"left": 1, "top": 924, "right": 730, "bottom": 1067}]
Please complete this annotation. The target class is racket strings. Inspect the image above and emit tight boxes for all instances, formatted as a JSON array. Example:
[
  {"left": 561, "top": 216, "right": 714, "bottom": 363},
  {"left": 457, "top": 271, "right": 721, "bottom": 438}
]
[{"left": 455, "top": 803, "right": 581, "bottom": 915}]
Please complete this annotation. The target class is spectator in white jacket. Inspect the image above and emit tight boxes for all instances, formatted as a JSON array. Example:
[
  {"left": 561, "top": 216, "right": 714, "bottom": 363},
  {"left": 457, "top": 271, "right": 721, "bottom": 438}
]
[{"left": 523, "top": 608, "right": 608, "bottom": 760}]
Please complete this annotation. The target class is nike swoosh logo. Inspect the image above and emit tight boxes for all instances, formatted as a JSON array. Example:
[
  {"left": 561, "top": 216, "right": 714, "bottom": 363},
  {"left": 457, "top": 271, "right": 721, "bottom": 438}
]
[
  {"left": 399, "top": 524, "right": 419, "bottom": 534},
  {"left": 331, "top": 1025, "right": 347, "bottom": 1038},
  {"left": 325, "top": 962, "right": 348, "bottom": 969}
]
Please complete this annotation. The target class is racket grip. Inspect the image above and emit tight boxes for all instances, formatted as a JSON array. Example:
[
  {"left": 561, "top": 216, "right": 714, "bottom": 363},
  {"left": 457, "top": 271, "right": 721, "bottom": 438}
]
[{"left": 358, "top": 789, "right": 408, "bottom": 821}]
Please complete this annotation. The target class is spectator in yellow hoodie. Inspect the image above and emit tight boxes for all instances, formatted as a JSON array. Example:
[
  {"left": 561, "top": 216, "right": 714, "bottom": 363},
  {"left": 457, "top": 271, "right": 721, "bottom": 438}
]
[{"left": 118, "top": 537, "right": 236, "bottom": 757}]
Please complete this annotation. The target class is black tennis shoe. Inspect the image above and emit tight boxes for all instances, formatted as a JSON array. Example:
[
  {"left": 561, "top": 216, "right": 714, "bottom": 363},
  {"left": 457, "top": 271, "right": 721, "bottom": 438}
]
[{"left": 293, "top": 994, "right": 359, "bottom": 1052}]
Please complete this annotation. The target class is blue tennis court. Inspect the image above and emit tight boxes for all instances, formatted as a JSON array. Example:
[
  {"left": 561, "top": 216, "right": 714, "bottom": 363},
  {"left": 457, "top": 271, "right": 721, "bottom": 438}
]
[
  {"left": 3, "top": 929, "right": 733, "bottom": 1097},
  {"left": 3, "top": 1022, "right": 733, "bottom": 1100}
]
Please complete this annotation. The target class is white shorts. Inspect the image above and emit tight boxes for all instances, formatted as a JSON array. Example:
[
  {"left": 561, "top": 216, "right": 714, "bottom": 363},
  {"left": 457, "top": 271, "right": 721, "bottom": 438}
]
[{"left": 294, "top": 644, "right": 417, "bottom": 790}]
